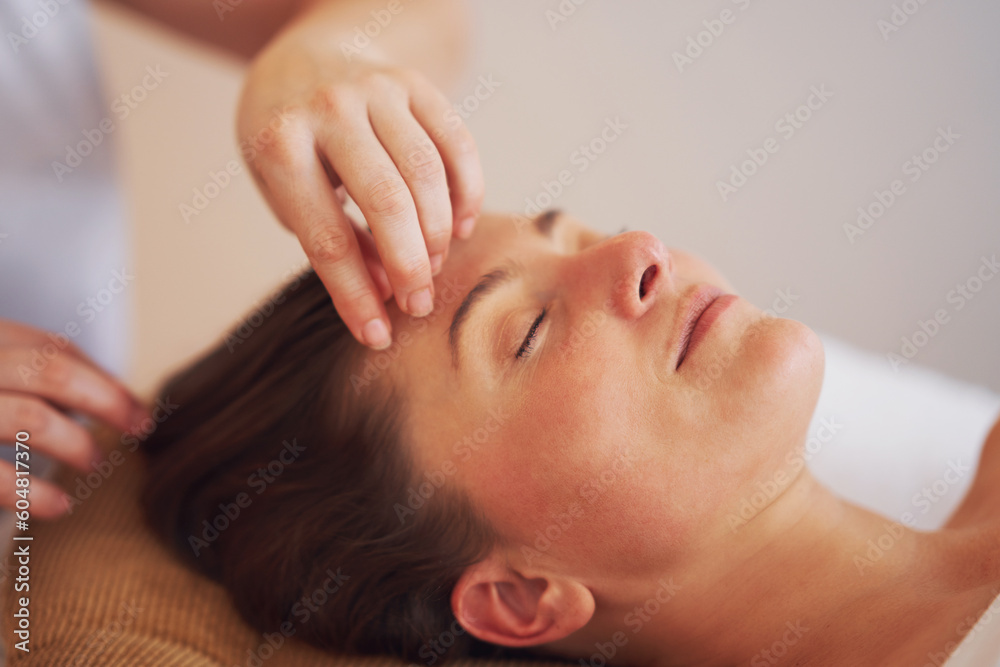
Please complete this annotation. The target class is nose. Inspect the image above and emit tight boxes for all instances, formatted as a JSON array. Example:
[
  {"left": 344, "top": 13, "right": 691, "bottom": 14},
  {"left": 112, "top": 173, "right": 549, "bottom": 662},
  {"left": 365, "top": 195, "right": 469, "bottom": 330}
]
[{"left": 586, "top": 230, "right": 673, "bottom": 321}]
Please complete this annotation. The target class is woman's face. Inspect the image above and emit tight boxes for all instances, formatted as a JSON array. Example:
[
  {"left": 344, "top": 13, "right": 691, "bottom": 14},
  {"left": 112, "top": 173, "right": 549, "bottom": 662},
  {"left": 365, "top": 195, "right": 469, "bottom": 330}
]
[{"left": 369, "top": 210, "right": 824, "bottom": 593}]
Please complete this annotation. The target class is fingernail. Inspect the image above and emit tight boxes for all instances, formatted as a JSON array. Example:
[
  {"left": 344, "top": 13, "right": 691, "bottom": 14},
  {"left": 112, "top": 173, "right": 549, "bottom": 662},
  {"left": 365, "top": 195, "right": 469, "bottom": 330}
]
[
  {"left": 373, "top": 263, "right": 392, "bottom": 300},
  {"left": 362, "top": 318, "right": 391, "bottom": 349},
  {"left": 430, "top": 253, "right": 444, "bottom": 275},
  {"left": 457, "top": 216, "right": 475, "bottom": 239},
  {"left": 407, "top": 288, "right": 434, "bottom": 317}
]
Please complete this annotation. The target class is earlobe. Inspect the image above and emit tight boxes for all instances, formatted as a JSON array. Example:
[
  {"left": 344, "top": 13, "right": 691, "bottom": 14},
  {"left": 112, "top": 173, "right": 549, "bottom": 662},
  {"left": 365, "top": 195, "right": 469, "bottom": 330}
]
[{"left": 450, "top": 552, "right": 595, "bottom": 647}]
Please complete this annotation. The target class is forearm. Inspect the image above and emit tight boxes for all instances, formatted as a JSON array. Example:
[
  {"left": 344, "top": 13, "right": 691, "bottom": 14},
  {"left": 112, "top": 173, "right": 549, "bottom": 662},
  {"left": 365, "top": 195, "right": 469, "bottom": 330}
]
[
  {"left": 264, "top": 0, "right": 471, "bottom": 91},
  {"left": 101, "top": 0, "right": 471, "bottom": 90},
  {"left": 99, "top": 0, "right": 306, "bottom": 60}
]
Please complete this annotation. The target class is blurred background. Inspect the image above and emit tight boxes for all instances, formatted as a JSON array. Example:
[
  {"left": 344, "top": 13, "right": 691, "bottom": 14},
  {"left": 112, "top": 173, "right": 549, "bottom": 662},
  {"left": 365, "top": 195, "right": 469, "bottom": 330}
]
[{"left": 88, "top": 0, "right": 999, "bottom": 396}]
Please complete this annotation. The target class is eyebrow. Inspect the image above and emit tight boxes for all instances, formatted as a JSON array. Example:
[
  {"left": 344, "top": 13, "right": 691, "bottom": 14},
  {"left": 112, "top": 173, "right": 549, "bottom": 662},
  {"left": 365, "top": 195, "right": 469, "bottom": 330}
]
[{"left": 447, "top": 209, "right": 562, "bottom": 370}]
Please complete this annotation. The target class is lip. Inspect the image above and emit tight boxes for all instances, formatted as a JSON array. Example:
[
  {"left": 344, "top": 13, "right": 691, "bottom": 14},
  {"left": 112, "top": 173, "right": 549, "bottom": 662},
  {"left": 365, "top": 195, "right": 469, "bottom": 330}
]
[{"left": 674, "top": 285, "right": 731, "bottom": 370}]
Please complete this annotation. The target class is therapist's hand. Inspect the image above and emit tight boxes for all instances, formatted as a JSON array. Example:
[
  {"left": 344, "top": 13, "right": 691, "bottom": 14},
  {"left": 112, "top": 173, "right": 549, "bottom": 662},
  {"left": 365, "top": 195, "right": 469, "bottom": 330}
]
[
  {"left": 0, "top": 318, "right": 148, "bottom": 518},
  {"left": 237, "top": 46, "right": 484, "bottom": 351}
]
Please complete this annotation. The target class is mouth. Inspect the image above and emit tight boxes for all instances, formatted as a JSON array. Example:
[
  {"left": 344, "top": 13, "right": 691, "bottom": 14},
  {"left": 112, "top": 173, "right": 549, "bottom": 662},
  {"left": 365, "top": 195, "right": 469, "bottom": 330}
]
[{"left": 675, "top": 285, "right": 726, "bottom": 370}]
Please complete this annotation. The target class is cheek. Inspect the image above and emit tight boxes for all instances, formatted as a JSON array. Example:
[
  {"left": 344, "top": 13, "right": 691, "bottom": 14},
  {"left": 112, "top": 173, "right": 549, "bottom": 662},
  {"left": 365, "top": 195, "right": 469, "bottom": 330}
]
[
  {"left": 671, "top": 250, "right": 737, "bottom": 294},
  {"left": 715, "top": 315, "right": 824, "bottom": 428},
  {"left": 478, "top": 358, "right": 704, "bottom": 576},
  {"left": 463, "top": 356, "right": 651, "bottom": 549},
  {"left": 668, "top": 314, "right": 825, "bottom": 515}
]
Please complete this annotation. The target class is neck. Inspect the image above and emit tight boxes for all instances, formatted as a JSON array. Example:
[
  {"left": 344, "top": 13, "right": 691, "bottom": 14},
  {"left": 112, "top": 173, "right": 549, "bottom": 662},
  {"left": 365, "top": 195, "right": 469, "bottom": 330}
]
[{"left": 552, "top": 471, "right": 999, "bottom": 667}]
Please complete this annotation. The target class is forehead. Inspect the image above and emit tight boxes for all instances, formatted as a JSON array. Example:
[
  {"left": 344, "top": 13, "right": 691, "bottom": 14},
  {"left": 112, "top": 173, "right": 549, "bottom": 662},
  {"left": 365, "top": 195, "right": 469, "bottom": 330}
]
[
  {"left": 358, "top": 212, "right": 567, "bottom": 453},
  {"left": 385, "top": 210, "right": 561, "bottom": 345}
]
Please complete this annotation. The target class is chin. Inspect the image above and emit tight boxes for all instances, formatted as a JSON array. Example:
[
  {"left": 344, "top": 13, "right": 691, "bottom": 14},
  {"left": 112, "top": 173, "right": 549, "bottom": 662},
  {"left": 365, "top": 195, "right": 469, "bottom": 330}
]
[
  {"left": 706, "top": 312, "right": 825, "bottom": 450},
  {"left": 745, "top": 315, "right": 825, "bottom": 434}
]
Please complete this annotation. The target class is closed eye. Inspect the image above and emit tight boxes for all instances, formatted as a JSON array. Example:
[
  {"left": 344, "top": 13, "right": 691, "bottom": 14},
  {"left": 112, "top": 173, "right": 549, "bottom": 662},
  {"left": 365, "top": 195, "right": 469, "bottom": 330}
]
[{"left": 516, "top": 307, "right": 547, "bottom": 360}]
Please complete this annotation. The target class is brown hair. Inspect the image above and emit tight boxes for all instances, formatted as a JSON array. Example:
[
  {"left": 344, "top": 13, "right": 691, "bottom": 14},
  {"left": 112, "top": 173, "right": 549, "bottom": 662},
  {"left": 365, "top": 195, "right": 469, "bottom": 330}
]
[{"left": 140, "top": 268, "right": 536, "bottom": 663}]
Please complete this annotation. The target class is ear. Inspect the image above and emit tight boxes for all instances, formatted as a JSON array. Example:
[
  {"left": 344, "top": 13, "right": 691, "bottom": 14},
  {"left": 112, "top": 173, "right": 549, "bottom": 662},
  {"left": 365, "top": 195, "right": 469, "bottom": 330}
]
[{"left": 450, "top": 551, "right": 595, "bottom": 647}]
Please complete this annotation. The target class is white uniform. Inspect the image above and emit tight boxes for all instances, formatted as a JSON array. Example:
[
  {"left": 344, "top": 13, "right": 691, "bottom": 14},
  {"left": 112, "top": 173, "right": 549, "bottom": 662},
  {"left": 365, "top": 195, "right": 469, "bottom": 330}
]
[{"left": 0, "top": 0, "right": 132, "bottom": 378}]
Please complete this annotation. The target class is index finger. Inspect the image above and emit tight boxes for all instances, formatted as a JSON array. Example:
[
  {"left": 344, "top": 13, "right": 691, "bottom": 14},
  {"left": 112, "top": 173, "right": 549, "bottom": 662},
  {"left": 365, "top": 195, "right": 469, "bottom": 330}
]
[
  {"left": 0, "top": 346, "right": 145, "bottom": 434},
  {"left": 409, "top": 80, "right": 485, "bottom": 239},
  {"left": 252, "top": 130, "right": 394, "bottom": 350}
]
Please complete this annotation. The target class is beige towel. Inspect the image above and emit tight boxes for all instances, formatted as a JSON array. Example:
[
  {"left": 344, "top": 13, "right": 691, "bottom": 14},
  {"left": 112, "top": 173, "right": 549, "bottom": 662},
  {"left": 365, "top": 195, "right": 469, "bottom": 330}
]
[{"left": 0, "top": 426, "right": 567, "bottom": 667}]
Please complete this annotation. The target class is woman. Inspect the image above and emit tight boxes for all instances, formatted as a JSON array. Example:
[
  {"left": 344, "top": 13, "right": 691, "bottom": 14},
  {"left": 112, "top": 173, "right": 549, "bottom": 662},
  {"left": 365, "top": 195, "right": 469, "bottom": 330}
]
[{"left": 141, "top": 208, "right": 1000, "bottom": 666}]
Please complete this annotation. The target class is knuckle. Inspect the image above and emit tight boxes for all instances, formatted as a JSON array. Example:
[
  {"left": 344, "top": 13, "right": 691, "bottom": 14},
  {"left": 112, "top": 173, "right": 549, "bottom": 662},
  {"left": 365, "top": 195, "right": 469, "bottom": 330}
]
[
  {"left": 392, "top": 66, "right": 424, "bottom": 86},
  {"left": 310, "top": 86, "right": 357, "bottom": 119},
  {"left": 12, "top": 398, "right": 51, "bottom": 436},
  {"left": 39, "top": 355, "right": 73, "bottom": 391},
  {"left": 424, "top": 227, "right": 452, "bottom": 249},
  {"left": 450, "top": 129, "right": 479, "bottom": 158},
  {"left": 360, "top": 71, "right": 392, "bottom": 92},
  {"left": 359, "top": 68, "right": 408, "bottom": 96},
  {"left": 256, "top": 127, "right": 300, "bottom": 168},
  {"left": 306, "top": 226, "right": 353, "bottom": 265},
  {"left": 338, "top": 282, "right": 373, "bottom": 306},
  {"left": 394, "top": 256, "right": 428, "bottom": 286},
  {"left": 404, "top": 143, "right": 445, "bottom": 188},
  {"left": 363, "top": 177, "right": 411, "bottom": 218}
]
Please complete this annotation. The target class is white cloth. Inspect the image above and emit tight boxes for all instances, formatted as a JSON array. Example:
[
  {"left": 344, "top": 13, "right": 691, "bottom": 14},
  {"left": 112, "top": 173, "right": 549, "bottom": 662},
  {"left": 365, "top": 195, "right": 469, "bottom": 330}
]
[
  {"left": 806, "top": 333, "right": 1000, "bottom": 531},
  {"left": 0, "top": 0, "right": 132, "bottom": 378},
  {"left": 944, "top": 590, "right": 1000, "bottom": 667},
  {"left": 806, "top": 332, "right": 1000, "bottom": 665}
]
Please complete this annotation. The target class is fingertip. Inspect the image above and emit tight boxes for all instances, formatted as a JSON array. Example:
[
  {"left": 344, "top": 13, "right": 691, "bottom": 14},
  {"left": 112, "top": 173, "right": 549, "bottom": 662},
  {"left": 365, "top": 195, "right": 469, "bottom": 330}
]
[
  {"left": 362, "top": 318, "right": 392, "bottom": 350},
  {"left": 430, "top": 252, "right": 444, "bottom": 275},
  {"left": 456, "top": 215, "right": 476, "bottom": 239},
  {"left": 369, "top": 261, "right": 393, "bottom": 301},
  {"left": 31, "top": 485, "right": 73, "bottom": 520}
]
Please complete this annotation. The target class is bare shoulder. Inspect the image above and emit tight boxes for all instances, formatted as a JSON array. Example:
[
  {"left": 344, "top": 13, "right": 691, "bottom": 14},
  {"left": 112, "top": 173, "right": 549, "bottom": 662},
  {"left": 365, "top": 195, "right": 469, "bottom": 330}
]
[{"left": 946, "top": 410, "right": 1000, "bottom": 530}]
